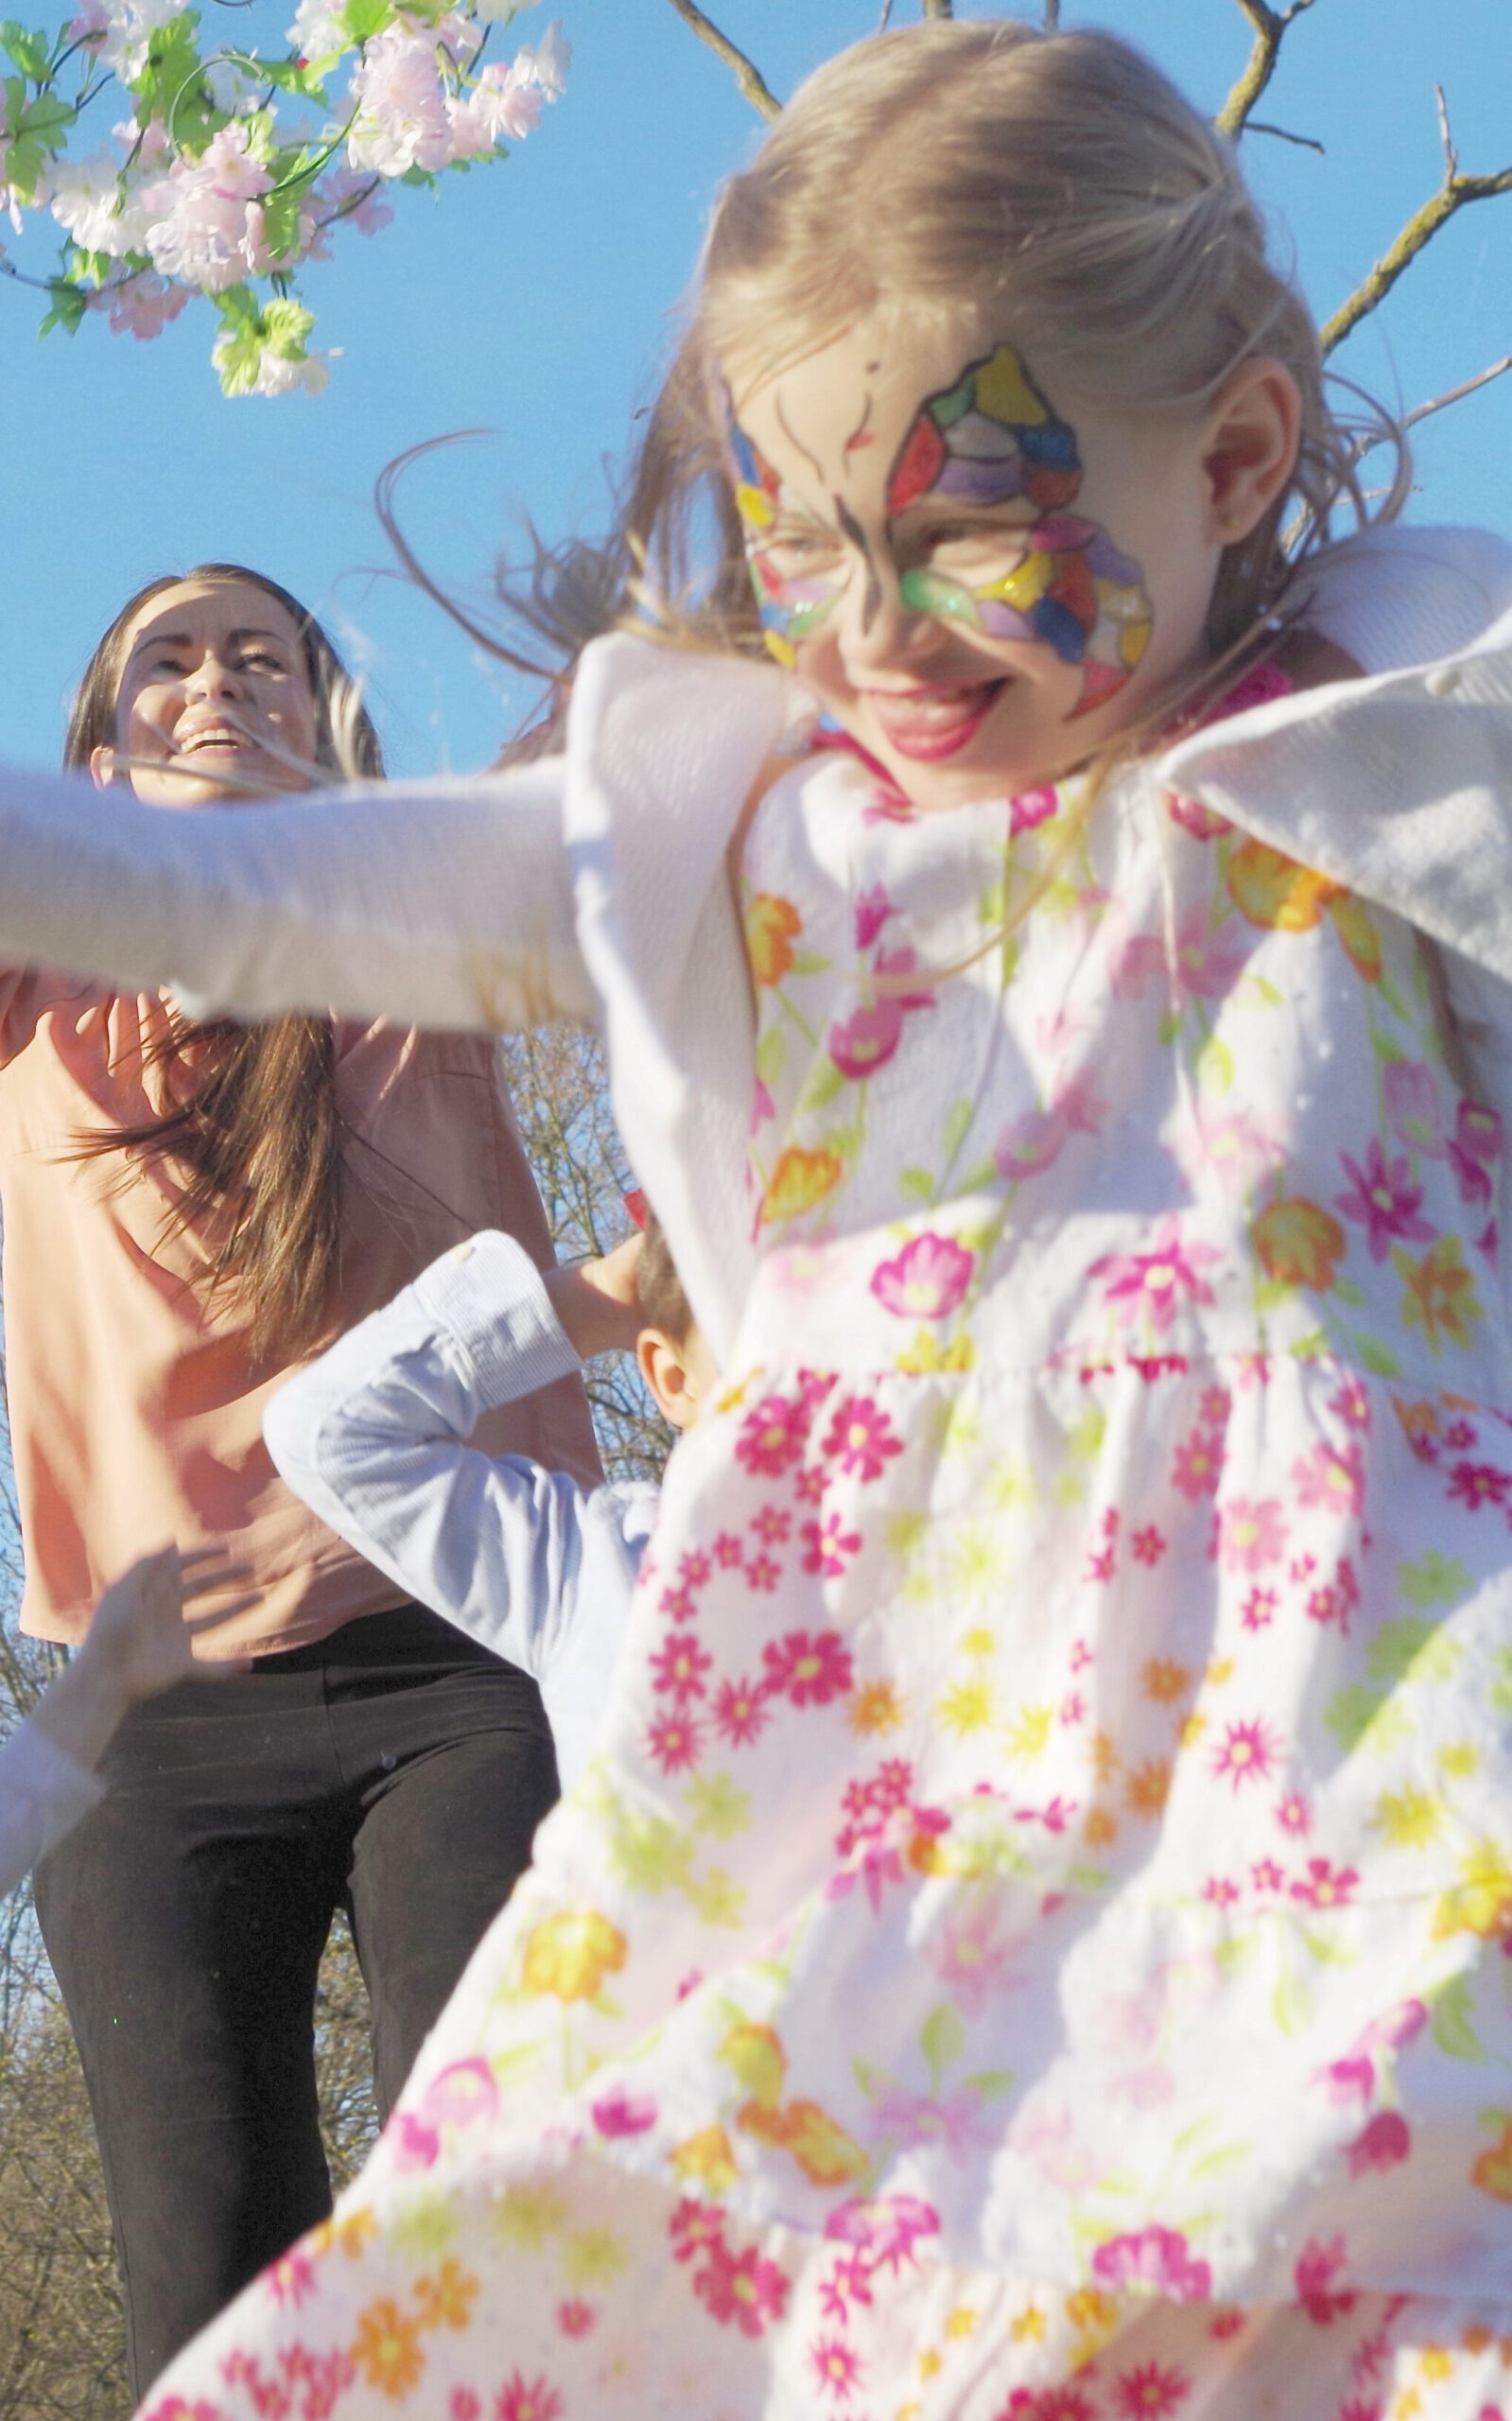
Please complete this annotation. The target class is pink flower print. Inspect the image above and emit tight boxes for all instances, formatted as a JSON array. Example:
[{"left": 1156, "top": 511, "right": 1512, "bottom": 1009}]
[
  {"left": 1383, "top": 1060, "right": 1446, "bottom": 1159},
  {"left": 1173, "top": 1424, "right": 1225, "bottom": 1502},
  {"left": 1084, "top": 1544, "right": 1115, "bottom": 1584},
  {"left": 693, "top": 2241, "right": 790, "bottom": 2336},
  {"left": 1132, "top": 1524, "right": 1167, "bottom": 1565},
  {"left": 1242, "top": 1587, "right": 1277, "bottom": 1630},
  {"left": 828, "top": 998, "right": 904, "bottom": 1081},
  {"left": 646, "top": 1709, "right": 704, "bottom": 1775},
  {"left": 1111, "top": 2063, "right": 1177, "bottom": 2111},
  {"left": 873, "top": 943, "right": 937, "bottom": 1011},
  {"left": 650, "top": 1634, "right": 712, "bottom": 1703},
  {"left": 494, "top": 2375, "right": 564, "bottom": 2421},
  {"left": 744, "top": 1552, "right": 782, "bottom": 1594},
  {"left": 866, "top": 2081, "right": 996, "bottom": 2166},
  {"left": 818, "top": 2252, "right": 875, "bottom": 2319},
  {"left": 801, "top": 1511, "right": 861, "bottom": 1576},
  {"left": 1010, "top": 2104, "right": 1104, "bottom": 2191},
  {"left": 658, "top": 1581, "right": 697, "bottom": 1624},
  {"left": 823, "top": 1395, "right": 905, "bottom": 1481},
  {"left": 762, "top": 1629, "right": 854, "bottom": 1706},
  {"left": 1209, "top": 1716, "right": 1279, "bottom": 1790},
  {"left": 853, "top": 882, "right": 896, "bottom": 950},
  {"left": 1295, "top": 2235, "right": 1357, "bottom": 2325},
  {"left": 1009, "top": 783, "right": 1059, "bottom": 835},
  {"left": 1347, "top": 2112, "right": 1411, "bottom": 2176},
  {"left": 995, "top": 1071, "right": 1106, "bottom": 1183},
  {"left": 737, "top": 1392, "right": 813, "bottom": 1478},
  {"left": 669, "top": 2198, "right": 727, "bottom": 2264},
  {"left": 269, "top": 2249, "right": 317, "bottom": 2306},
  {"left": 824, "top": 2192, "right": 940, "bottom": 2273},
  {"left": 750, "top": 1076, "right": 775, "bottom": 1133},
  {"left": 1360, "top": 1997, "right": 1428, "bottom": 2054},
  {"left": 750, "top": 1505, "right": 791, "bottom": 1546},
  {"left": 1448, "top": 1459, "right": 1511, "bottom": 1510},
  {"left": 795, "top": 1464, "right": 827, "bottom": 1505},
  {"left": 591, "top": 2087, "right": 656, "bottom": 2138},
  {"left": 1200, "top": 1385, "right": 1232, "bottom": 1427},
  {"left": 1203, "top": 1875, "right": 1239, "bottom": 1907},
  {"left": 679, "top": 1548, "right": 712, "bottom": 1588},
  {"left": 1277, "top": 1790, "right": 1312, "bottom": 1837},
  {"left": 1448, "top": 1098, "right": 1503, "bottom": 1208},
  {"left": 555, "top": 2299, "right": 595, "bottom": 2338},
  {"left": 809, "top": 2332, "right": 864, "bottom": 2404},
  {"left": 1092, "top": 1217, "right": 1221, "bottom": 1335},
  {"left": 1173, "top": 1104, "right": 1286, "bottom": 1201},
  {"left": 1291, "top": 1856, "right": 1359, "bottom": 1909},
  {"left": 452, "top": 2393, "right": 483, "bottom": 2421},
  {"left": 1335, "top": 1139, "right": 1434, "bottom": 1263},
  {"left": 1214, "top": 1495, "right": 1287, "bottom": 1575},
  {"left": 1329, "top": 1377, "right": 1372, "bottom": 1432},
  {"left": 929, "top": 1899, "right": 1028, "bottom": 2018},
  {"left": 713, "top": 1531, "right": 745, "bottom": 1568},
  {"left": 1111, "top": 2360, "right": 1194, "bottom": 2418},
  {"left": 714, "top": 1676, "right": 770, "bottom": 1748},
  {"left": 1091, "top": 2223, "right": 1212, "bottom": 2303},
  {"left": 869, "top": 1231, "right": 975, "bottom": 1320},
  {"left": 1292, "top": 1437, "right": 1365, "bottom": 1518},
  {"left": 1253, "top": 1857, "right": 1285, "bottom": 1891},
  {"left": 1167, "top": 791, "right": 1231, "bottom": 841},
  {"left": 1170, "top": 901, "right": 1255, "bottom": 1000}
]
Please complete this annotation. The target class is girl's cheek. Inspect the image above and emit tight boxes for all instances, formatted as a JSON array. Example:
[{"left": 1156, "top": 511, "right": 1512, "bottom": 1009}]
[{"left": 747, "top": 551, "right": 843, "bottom": 672}]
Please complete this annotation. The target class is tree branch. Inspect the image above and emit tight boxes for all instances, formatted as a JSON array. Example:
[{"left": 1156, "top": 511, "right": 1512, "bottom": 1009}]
[
  {"left": 919, "top": 0, "right": 953, "bottom": 17},
  {"left": 1320, "top": 91, "right": 1512, "bottom": 354},
  {"left": 1245, "top": 117, "right": 1323, "bottom": 154},
  {"left": 1216, "top": 0, "right": 1316, "bottom": 141},
  {"left": 1356, "top": 353, "right": 1512, "bottom": 461},
  {"left": 662, "top": 0, "right": 779, "bottom": 119},
  {"left": 1043, "top": 0, "right": 1060, "bottom": 26}
]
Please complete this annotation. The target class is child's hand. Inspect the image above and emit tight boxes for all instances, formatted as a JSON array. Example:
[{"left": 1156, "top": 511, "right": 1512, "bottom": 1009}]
[
  {"left": 545, "top": 1235, "right": 645, "bottom": 1361},
  {"left": 79, "top": 1545, "right": 257, "bottom": 1704}
]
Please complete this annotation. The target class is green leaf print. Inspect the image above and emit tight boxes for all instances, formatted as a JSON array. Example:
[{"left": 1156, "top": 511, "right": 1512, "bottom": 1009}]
[
  {"left": 899, "top": 1168, "right": 936, "bottom": 1204},
  {"left": 1189, "top": 2142, "right": 1250, "bottom": 2180},
  {"left": 942, "top": 1097, "right": 975, "bottom": 1162},
  {"left": 1323, "top": 1684, "right": 1413, "bottom": 1756},
  {"left": 1367, "top": 1616, "right": 1462, "bottom": 1688},
  {"left": 1271, "top": 1964, "right": 1312, "bottom": 2037},
  {"left": 1157, "top": 1010, "right": 1184, "bottom": 1047},
  {"left": 1491, "top": 1648, "right": 1512, "bottom": 1718},
  {"left": 1195, "top": 1032, "right": 1235, "bottom": 1094},
  {"left": 1356, "top": 1334, "right": 1403, "bottom": 1380},
  {"left": 964, "top": 2068, "right": 1017, "bottom": 2099},
  {"left": 756, "top": 1022, "right": 788, "bottom": 1085},
  {"left": 921, "top": 2002, "right": 966, "bottom": 2084},
  {"left": 1399, "top": 1551, "right": 1472, "bottom": 1611},
  {"left": 793, "top": 1055, "right": 850, "bottom": 1117},
  {"left": 789, "top": 949, "right": 831, "bottom": 977},
  {"left": 1431, "top": 1976, "right": 1486, "bottom": 2062}
]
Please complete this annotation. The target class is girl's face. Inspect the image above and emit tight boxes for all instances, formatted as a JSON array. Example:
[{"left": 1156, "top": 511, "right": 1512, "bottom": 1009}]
[
  {"left": 726, "top": 310, "right": 1254, "bottom": 810},
  {"left": 92, "top": 578, "right": 322, "bottom": 810}
]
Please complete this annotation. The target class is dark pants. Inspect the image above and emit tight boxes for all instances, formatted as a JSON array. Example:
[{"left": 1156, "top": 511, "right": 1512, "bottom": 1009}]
[{"left": 34, "top": 1601, "right": 558, "bottom": 2401}]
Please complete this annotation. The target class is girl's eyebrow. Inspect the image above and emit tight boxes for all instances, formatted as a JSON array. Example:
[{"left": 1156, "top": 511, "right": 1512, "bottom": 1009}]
[{"left": 126, "top": 626, "right": 292, "bottom": 662}]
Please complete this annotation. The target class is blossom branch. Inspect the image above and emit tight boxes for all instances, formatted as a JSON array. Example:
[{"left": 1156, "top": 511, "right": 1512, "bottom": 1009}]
[
  {"left": 1216, "top": 0, "right": 1317, "bottom": 141},
  {"left": 1320, "top": 87, "right": 1512, "bottom": 354},
  {"left": 661, "top": 0, "right": 779, "bottom": 119}
]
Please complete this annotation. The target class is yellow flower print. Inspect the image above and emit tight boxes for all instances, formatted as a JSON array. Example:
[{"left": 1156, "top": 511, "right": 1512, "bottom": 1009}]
[
  {"left": 897, "top": 1326, "right": 976, "bottom": 1375},
  {"left": 351, "top": 2295, "right": 426, "bottom": 2398},
  {"left": 938, "top": 1676, "right": 996, "bottom": 1736},
  {"left": 760, "top": 1145, "right": 844, "bottom": 1226},
  {"left": 848, "top": 1679, "right": 905, "bottom": 1736},
  {"left": 739, "top": 2093, "right": 870, "bottom": 2187},
  {"left": 1472, "top": 2118, "right": 1512, "bottom": 2204},
  {"left": 564, "top": 2227, "right": 630, "bottom": 2288},
  {"left": 520, "top": 1908, "right": 627, "bottom": 2003},
  {"left": 745, "top": 892, "right": 802, "bottom": 986},
  {"left": 1253, "top": 1195, "right": 1347, "bottom": 1292},
  {"left": 1433, "top": 1838, "right": 1512, "bottom": 1942},
  {"left": 1396, "top": 1236, "right": 1484, "bottom": 1354},
  {"left": 1227, "top": 837, "right": 1342, "bottom": 932},
  {"left": 1371, "top": 1784, "right": 1445, "bottom": 1851},
  {"left": 1006, "top": 1703, "right": 1054, "bottom": 1760},
  {"left": 670, "top": 2125, "right": 739, "bottom": 2193},
  {"left": 945, "top": 2307, "right": 978, "bottom": 2340},
  {"left": 311, "top": 2205, "right": 377, "bottom": 2262},
  {"left": 1327, "top": 892, "right": 1382, "bottom": 983},
  {"left": 491, "top": 2183, "right": 569, "bottom": 2249}
]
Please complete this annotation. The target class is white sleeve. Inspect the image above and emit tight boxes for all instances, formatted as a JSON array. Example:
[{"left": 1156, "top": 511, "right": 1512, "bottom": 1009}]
[
  {"left": 0, "top": 1717, "right": 104, "bottom": 1897},
  {"left": 0, "top": 757, "right": 595, "bottom": 1031},
  {"left": 263, "top": 1231, "right": 635, "bottom": 1679}
]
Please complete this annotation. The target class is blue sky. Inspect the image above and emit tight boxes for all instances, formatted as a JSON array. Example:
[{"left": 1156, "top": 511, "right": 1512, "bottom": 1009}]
[{"left": 2, "top": 0, "right": 1510, "bottom": 777}]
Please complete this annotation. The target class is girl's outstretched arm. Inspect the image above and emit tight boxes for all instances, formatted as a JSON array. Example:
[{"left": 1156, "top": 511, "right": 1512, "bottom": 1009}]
[{"left": 0, "top": 758, "right": 595, "bottom": 1033}]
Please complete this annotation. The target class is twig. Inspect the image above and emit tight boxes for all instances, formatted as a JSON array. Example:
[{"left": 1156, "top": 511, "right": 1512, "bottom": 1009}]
[
  {"left": 1321, "top": 87, "right": 1512, "bottom": 354},
  {"left": 919, "top": 0, "right": 953, "bottom": 17},
  {"left": 1216, "top": 0, "right": 1316, "bottom": 141},
  {"left": 662, "top": 0, "right": 779, "bottom": 119},
  {"left": 878, "top": 0, "right": 894, "bottom": 24},
  {"left": 1245, "top": 117, "right": 1323, "bottom": 154},
  {"left": 1043, "top": 0, "right": 1060, "bottom": 26},
  {"left": 1355, "top": 353, "right": 1512, "bottom": 460}
]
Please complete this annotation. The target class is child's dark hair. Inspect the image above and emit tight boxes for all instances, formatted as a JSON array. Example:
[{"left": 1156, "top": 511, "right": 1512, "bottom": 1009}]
[{"left": 637, "top": 1208, "right": 695, "bottom": 1347}]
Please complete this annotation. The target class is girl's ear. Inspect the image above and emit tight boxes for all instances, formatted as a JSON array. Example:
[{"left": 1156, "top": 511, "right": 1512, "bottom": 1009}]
[
  {"left": 89, "top": 743, "right": 120, "bottom": 791},
  {"left": 1200, "top": 357, "right": 1303, "bottom": 547}
]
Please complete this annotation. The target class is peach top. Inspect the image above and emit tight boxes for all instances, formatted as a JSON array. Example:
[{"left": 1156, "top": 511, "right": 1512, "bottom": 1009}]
[{"left": 0, "top": 969, "right": 600, "bottom": 1656}]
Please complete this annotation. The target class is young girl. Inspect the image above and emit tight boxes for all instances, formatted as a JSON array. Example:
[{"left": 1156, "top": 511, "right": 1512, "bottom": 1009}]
[
  {"left": 5, "top": 23, "right": 1512, "bottom": 2416},
  {"left": 7, "top": 566, "right": 598, "bottom": 2400}
]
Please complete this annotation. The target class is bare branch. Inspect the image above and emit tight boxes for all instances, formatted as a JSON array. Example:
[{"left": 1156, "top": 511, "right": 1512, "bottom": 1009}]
[
  {"left": 1320, "top": 91, "right": 1512, "bottom": 354},
  {"left": 1356, "top": 353, "right": 1512, "bottom": 461},
  {"left": 1043, "top": 0, "right": 1061, "bottom": 27},
  {"left": 919, "top": 0, "right": 953, "bottom": 18},
  {"left": 1216, "top": 0, "right": 1316, "bottom": 142},
  {"left": 1245, "top": 117, "right": 1324, "bottom": 154},
  {"left": 877, "top": 0, "right": 895, "bottom": 25},
  {"left": 662, "top": 0, "right": 780, "bottom": 119}
]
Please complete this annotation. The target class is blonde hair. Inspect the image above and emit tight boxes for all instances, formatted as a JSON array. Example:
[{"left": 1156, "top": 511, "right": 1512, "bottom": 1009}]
[{"left": 494, "top": 16, "right": 1399, "bottom": 688}]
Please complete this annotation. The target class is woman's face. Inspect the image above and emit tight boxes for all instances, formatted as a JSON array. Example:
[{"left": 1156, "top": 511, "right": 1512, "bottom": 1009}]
[{"left": 91, "top": 578, "right": 322, "bottom": 810}]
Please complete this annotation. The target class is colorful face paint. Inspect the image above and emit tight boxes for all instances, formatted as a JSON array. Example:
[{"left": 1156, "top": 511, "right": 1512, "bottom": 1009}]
[
  {"left": 728, "top": 420, "right": 844, "bottom": 671},
  {"left": 885, "top": 344, "right": 1154, "bottom": 718}
]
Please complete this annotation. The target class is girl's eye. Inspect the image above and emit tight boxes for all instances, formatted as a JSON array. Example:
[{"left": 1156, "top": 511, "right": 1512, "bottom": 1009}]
[
  {"left": 758, "top": 531, "right": 844, "bottom": 583},
  {"left": 924, "top": 528, "right": 1033, "bottom": 578}
]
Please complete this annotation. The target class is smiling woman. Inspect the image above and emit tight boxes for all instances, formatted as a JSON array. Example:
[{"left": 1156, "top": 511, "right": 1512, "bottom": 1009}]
[{"left": 9, "top": 564, "right": 600, "bottom": 2402}]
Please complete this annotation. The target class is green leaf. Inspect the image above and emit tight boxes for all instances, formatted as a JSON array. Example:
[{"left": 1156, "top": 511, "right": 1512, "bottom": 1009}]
[
  {"left": 1331, "top": 1275, "right": 1365, "bottom": 1307},
  {"left": 212, "top": 318, "right": 268, "bottom": 396},
  {"left": 38, "top": 281, "right": 88, "bottom": 337},
  {"left": 1189, "top": 2142, "right": 1249, "bottom": 2179},
  {"left": 1399, "top": 1550, "right": 1471, "bottom": 1611},
  {"left": 1157, "top": 1009, "right": 1183, "bottom": 1046},
  {"left": 259, "top": 50, "right": 340, "bottom": 96},
  {"left": 257, "top": 184, "right": 307, "bottom": 264},
  {"left": 1, "top": 20, "right": 50, "bottom": 77},
  {"left": 341, "top": 0, "right": 391, "bottom": 40},
  {"left": 1431, "top": 1975, "right": 1486, "bottom": 2063},
  {"left": 920, "top": 2002, "right": 965, "bottom": 2081}
]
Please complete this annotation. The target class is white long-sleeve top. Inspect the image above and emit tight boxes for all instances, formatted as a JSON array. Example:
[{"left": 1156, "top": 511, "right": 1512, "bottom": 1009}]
[
  {"left": 0, "top": 1718, "right": 102, "bottom": 1897},
  {"left": 263, "top": 1230, "right": 656, "bottom": 1790},
  {"left": 2, "top": 522, "right": 1512, "bottom": 1361}
]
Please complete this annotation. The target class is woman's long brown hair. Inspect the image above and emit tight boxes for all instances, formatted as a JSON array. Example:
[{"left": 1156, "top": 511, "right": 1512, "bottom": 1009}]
[{"left": 67, "top": 564, "right": 384, "bottom": 1365}]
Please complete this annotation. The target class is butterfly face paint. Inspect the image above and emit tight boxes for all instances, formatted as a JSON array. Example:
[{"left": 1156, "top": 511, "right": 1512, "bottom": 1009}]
[
  {"left": 729, "top": 419, "right": 846, "bottom": 669},
  {"left": 884, "top": 344, "right": 1154, "bottom": 718}
]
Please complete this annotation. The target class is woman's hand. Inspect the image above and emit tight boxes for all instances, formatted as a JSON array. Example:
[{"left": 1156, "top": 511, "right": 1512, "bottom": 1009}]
[{"left": 29, "top": 1546, "right": 256, "bottom": 1778}]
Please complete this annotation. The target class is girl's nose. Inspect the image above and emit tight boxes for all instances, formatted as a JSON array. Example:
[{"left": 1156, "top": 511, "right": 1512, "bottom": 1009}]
[{"left": 838, "top": 556, "right": 938, "bottom": 671}]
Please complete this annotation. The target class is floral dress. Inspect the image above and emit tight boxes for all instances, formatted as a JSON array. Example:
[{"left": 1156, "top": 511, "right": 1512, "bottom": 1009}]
[{"left": 146, "top": 676, "right": 1512, "bottom": 2421}]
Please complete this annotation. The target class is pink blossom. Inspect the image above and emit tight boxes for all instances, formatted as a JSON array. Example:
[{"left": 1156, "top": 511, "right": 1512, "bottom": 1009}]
[
  {"left": 1110, "top": 2063, "right": 1177, "bottom": 2110},
  {"left": 823, "top": 2192, "right": 939, "bottom": 2271},
  {"left": 669, "top": 2198, "right": 727, "bottom": 2264},
  {"left": 645, "top": 1709, "right": 703, "bottom": 1774},
  {"left": 1276, "top": 1790, "right": 1312, "bottom": 1836},
  {"left": 142, "top": 125, "right": 271, "bottom": 291},
  {"left": 1213, "top": 1493, "right": 1287, "bottom": 1574},
  {"left": 105, "top": 270, "right": 187, "bottom": 338},
  {"left": 1010, "top": 2103, "right": 1104, "bottom": 2190},
  {"left": 1167, "top": 792, "right": 1231, "bottom": 841},
  {"left": 823, "top": 1394, "right": 904, "bottom": 1481},
  {"left": 495, "top": 2374, "right": 564, "bottom": 2421},
  {"left": 872, "top": 942, "right": 936, "bottom": 1010},
  {"left": 1131, "top": 1524, "right": 1167, "bottom": 1565},
  {"left": 1329, "top": 1376, "right": 1372, "bottom": 1431},
  {"left": 649, "top": 1634, "right": 712, "bottom": 1701},
  {"left": 1173, "top": 1103, "right": 1286, "bottom": 1200},
  {"left": 693, "top": 2241, "right": 790, "bottom": 2336},
  {"left": 590, "top": 2087, "right": 656, "bottom": 2139},
  {"left": 743, "top": 1550, "right": 781, "bottom": 1594},
  {"left": 1008, "top": 783, "right": 1058, "bottom": 834},
  {"left": 828, "top": 998, "right": 903, "bottom": 1080},
  {"left": 1111, "top": 2359, "right": 1193, "bottom": 2417},
  {"left": 311, "top": 165, "right": 394, "bottom": 239},
  {"left": 1091, "top": 2222, "right": 1212, "bottom": 2303},
  {"left": 808, "top": 2331, "right": 864, "bottom": 2402},
  {"left": 761, "top": 1629, "right": 853, "bottom": 1706},
  {"left": 555, "top": 2299, "right": 594, "bottom": 2338},
  {"left": 1091, "top": 1216, "right": 1221, "bottom": 1335},
  {"left": 1241, "top": 1586, "right": 1277, "bottom": 1629},
  {"left": 346, "top": 26, "right": 453, "bottom": 177},
  {"left": 1346, "top": 2112, "right": 1411, "bottom": 2176},
  {"left": 869, "top": 1229, "right": 974, "bottom": 1320},
  {"left": 1335, "top": 1139, "right": 1434, "bottom": 1262},
  {"left": 750, "top": 1504, "right": 791, "bottom": 1545}
]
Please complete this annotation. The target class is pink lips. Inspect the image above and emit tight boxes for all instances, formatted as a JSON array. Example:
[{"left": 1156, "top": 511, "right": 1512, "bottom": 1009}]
[{"left": 865, "top": 681, "right": 1004, "bottom": 761}]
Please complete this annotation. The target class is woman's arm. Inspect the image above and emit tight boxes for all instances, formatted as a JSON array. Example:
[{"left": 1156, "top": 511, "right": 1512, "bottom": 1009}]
[{"left": 0, "top": 758, "right": 594, "bottom": 1032}]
